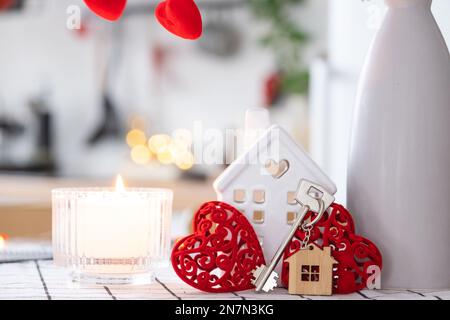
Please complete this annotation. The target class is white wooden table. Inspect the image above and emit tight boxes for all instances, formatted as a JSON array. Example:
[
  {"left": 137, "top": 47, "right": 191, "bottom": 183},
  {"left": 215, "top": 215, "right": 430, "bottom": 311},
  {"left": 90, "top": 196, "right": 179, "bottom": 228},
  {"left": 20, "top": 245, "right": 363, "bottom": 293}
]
[
  {"left": 0, "top": 259, "right": 448, "bottom": 300},
  {"left": 0, "top": 241, "right": 448, "bottom": 300}
]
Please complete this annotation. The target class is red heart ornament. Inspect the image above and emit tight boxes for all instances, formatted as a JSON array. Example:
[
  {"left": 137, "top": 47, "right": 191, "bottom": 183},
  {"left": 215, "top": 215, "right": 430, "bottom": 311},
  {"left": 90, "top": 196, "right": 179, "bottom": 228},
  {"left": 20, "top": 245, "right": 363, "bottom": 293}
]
[
  {"left": 282, "top": 203, "right": 383, "bottom": 294},
  {"left": 83, "top": 0, "right": 127, "bottom": 21},
  {"left": 155, "top": 0, "right": 202, "bottom": 40},
  {"left": 171, "top": 201, "right": 265, "bottom": 292}
]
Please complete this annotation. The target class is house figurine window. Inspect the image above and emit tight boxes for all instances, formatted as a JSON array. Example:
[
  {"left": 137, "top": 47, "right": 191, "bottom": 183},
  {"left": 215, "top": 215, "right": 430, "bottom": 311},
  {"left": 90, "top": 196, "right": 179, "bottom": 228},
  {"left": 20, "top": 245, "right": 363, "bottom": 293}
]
[
  {"left": 301, "top": 265, "right": 320, "bottom": 282},
  {"left": 287, "top": 211, "right": 297, "bottom": 225},
  {"left": 233, "top": 189, "right": 246, "bottom": 203},
  {"left": 253, "top": 190, "right": 265, "bottom": 203},
  {"left": 287, "top": 191, "right": 297, "bottom": 205},
  {"left": 253, "top": 210, "right": 265, "bottom": 224}
]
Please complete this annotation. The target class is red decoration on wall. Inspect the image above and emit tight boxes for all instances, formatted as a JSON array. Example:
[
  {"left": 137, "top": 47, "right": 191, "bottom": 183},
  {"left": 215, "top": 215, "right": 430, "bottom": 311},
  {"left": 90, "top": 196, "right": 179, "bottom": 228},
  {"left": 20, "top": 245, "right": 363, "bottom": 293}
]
[
  {"left": 83, "top": 0, "right": 127, "bottom": 21},
  {"left": 171, "top": 201, "right": 265, "bottom": 292},
  {"left": 155, "top": 0, "right": 203, "bottom": 40},
  {"left": 281, "top": 203, "right": 383, "bottom": 294}
]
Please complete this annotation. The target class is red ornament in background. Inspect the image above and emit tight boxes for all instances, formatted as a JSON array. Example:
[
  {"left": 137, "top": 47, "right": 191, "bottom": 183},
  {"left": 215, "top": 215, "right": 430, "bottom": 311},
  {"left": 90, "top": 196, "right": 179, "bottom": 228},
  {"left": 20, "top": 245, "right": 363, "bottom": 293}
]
[
  {"left": 171, "top": 202, "right": 265, "bottom": 293},
  {"left": 281, "top": 203, "right": 383, "bottom": 294},
  {"left": 0, "top": 0, "right": 14, "bottom": 11},
  {"left": 264, "top": 72, "right": 282, "bottom": 106},
  {"left": 155, "top": 0, "right": 203, "bottom": 40},
  {"left": 83, "top": 0, "right": 127, "bottom": 21}
]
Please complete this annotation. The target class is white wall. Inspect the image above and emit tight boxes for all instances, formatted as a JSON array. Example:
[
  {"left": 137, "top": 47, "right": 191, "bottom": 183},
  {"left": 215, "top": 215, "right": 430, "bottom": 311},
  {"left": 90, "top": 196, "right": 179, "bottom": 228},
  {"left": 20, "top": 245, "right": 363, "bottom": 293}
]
[
  {"left": 0, "top": 0, "right": 274, "bottom": 177},
  {"left": 0, "top": 0, "right": 328, "bottom": 178}
]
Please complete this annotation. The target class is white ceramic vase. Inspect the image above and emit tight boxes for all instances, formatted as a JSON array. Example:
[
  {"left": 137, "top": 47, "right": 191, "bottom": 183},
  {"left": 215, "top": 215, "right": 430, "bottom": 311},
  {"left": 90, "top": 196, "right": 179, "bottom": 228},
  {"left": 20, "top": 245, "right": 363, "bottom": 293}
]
[{"left": 347, "top": 0, "right": 450, "bottom": 289}]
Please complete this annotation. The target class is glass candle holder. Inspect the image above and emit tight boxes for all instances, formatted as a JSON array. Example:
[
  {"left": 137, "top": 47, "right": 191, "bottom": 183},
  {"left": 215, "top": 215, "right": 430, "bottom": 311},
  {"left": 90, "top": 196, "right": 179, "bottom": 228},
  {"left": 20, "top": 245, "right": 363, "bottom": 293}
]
[{"left": 52, "top": 187, "right": 173, "bottom": 285}]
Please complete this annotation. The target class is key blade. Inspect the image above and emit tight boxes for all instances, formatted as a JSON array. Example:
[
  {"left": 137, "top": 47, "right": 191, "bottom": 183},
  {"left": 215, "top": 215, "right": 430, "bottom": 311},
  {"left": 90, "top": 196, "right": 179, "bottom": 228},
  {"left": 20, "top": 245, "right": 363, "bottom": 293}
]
[
  {"left": 262, "top": 272, "right": 278, "bottom": 292},
  {"left": 295, "top": 180, "right": 335, "bottom": 213},
  {"left": 251, "top": 265, "right": 266, "bottom": 285}
]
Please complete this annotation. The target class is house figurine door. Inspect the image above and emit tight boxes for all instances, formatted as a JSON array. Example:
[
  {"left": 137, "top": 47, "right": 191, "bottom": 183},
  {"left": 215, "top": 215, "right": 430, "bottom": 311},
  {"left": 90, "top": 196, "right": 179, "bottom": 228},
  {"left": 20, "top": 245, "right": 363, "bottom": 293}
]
[{"left": 285, "top": 244, "right": 338, "bottom": 296}]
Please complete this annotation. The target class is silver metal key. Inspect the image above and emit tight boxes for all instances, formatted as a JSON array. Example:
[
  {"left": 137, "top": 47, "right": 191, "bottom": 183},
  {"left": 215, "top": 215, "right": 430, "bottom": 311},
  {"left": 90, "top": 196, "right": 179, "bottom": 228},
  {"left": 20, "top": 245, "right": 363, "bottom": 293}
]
[{"left": 251, "top": 180, "right": 335, "bottom": 292}]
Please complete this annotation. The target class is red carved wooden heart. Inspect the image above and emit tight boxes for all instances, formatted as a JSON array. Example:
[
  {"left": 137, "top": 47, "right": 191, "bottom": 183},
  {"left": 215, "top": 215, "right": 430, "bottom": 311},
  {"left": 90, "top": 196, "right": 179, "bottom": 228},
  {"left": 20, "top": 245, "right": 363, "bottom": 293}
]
[
  {"left": 155, "top": 0, "right": 202, "bottom": 40},
  {"left": 83, "top": 0, "right": 127, "bottom": 21},
  {"left": 282, "top": 203, "right": 383, "bottom": 294},
  {"left": 172, "top": 201, "right": 265, "bottom": 292}
]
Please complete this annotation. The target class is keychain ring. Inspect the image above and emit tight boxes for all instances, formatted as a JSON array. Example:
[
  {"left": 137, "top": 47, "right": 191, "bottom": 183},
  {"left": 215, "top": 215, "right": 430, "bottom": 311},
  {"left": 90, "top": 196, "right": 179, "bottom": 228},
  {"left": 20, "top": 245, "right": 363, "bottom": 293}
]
[{"left": 303, "top": 198, "right": 325, "bottom": 228}]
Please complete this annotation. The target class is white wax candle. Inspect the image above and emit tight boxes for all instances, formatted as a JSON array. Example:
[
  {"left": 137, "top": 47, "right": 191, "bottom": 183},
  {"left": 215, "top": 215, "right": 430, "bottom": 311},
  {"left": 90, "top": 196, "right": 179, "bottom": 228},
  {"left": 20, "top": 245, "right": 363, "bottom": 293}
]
[
  {"left": 77, "top": 194, "right": 150, "bottom": 258},
  {"left": 52, "top": 176, "right": 173, "bottom": 280}
]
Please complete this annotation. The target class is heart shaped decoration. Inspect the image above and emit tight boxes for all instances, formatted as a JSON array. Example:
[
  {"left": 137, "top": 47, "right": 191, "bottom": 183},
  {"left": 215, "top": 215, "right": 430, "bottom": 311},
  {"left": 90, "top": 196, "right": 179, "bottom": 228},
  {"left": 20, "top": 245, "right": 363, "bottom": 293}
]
[
  {"left": 264, "top": 159, "right": 290, "bottom": 179},
  {"left": 281, "top": 203, "right": 382, "bottom": 294},
  {"left": 155, "top": 0, "right": 202, "bottom": 40},
  {"left": 172, "top": 201, "right": 265, "bottom": 292},
  {"left": 83, "top": 0, "right": 127, "bottom": 21},
  {"left": 0, "top": 0, "right": 14, "bottom": 11}
]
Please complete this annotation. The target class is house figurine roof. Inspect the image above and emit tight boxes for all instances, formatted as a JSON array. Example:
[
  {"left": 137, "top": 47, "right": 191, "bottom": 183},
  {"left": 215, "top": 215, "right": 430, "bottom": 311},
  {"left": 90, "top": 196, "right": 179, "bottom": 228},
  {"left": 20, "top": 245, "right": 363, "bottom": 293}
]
[
  {"left": 285, "top": 243, "right": 338, "bottom": 265},
  {"left": 213, "top": 124, "right": 337, "bottom": 195}
]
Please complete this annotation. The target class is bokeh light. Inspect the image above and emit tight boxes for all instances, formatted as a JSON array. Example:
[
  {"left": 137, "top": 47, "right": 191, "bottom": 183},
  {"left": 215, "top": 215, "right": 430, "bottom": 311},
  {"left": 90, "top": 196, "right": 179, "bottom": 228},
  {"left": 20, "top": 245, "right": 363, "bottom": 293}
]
[
  {"left": 126, "top": 129, "right": 147, "bottom": 147},
  {"left": 148, "top": 134, "right": 171, "bottom": 154},
  {"left": 157, "top": 147, "right": 174, "bottom": 164},
  {"left": 172, "top": 129, "right": 193, "bottom": 148},
  {"left": 175, "top": 151, "right": 195, "bottom": 170},
  {"left": 127, "top": 130, "right": 194, "bottom": 170},
  {"left": 131, "top": 145, "right": 152, "bottom": 165},
  {"left": 168, "top": 139, "right": 188, "bottom": 158},
  {"left": 0, "top": 234, "right": 6, "bottom": 250}
]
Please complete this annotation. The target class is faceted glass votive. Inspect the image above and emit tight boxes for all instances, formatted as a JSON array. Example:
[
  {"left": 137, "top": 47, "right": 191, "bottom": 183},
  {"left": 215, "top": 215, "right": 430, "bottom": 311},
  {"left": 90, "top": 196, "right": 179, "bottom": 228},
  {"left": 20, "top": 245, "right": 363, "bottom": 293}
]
[{"left": 52, "top": 188, "right": 173, "bottom": 285}]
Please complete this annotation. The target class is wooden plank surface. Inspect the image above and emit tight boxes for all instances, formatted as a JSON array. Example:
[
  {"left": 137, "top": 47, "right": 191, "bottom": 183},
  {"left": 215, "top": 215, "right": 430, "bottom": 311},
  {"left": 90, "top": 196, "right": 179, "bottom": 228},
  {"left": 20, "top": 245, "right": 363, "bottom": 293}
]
[{"left": 0, "top": 174, "right": 216, "bottom": 210}]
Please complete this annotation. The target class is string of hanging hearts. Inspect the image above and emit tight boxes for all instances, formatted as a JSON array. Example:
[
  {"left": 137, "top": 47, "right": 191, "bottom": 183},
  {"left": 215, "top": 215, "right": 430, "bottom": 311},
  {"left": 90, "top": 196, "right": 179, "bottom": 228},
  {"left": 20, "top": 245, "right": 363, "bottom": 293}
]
[{"left": 83, "top": 0, "right": 203, "bottom": 40}]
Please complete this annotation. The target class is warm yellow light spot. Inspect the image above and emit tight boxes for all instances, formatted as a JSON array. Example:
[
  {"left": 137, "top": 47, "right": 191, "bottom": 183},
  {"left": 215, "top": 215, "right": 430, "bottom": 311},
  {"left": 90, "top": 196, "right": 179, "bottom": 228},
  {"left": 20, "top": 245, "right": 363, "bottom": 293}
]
[
  {"left": 0, "top": 234, "right": 7, "bottom": 250},
  {"left": 131, "top": 145, "right": 152, "bottom": 165},
  {"left": 115, "top": 175, "right": 126, "bottom": 192},
  {"left": 168, "top": 140, "right": 188, "bottom": 158},
  {"left": 126, "top": 129, "right": 147, "bottom": 147},
  {"left": 173, "top": 129, "right": 193, "bottom": 148},
  {"left": 157, "top": 148, "right": 174, "bottom": 164},
  {"left": 175, "top": 151, "right": 195, "bottom": 170},
  {"left": 148, "top": 134, "right": 171, "bottom": 154}
]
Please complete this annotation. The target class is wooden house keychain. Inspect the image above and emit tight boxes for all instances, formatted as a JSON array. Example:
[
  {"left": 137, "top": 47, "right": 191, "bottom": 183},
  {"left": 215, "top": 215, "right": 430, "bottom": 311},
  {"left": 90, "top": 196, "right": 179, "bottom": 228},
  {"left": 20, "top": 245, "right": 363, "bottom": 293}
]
[
  {"left": 285, "top": 225, "right": 337, "bottom": 296},
  {"left": 284, "top": 181, "right": 338, "bottom": 296},
  {"left": 251, "top": 180, "right": 336, "bottom": 295}
]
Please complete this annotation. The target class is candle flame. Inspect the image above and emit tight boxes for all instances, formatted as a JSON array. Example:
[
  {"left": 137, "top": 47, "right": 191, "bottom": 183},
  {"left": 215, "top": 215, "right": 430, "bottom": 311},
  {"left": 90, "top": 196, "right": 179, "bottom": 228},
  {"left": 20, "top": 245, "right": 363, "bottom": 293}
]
[
  {"left": 0, "top": 234, "right": 7, "bottom": 250},
  {"left": 115, "top": 175, "right": 126, "bottom": 192}
]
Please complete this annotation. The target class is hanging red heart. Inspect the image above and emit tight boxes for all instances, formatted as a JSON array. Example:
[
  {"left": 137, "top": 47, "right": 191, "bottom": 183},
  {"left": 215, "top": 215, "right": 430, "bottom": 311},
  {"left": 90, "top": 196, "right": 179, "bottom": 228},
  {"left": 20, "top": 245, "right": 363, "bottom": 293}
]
[
  {"left": 171, "top": 201, "right": 265, "bottom": 292},
  {"left": 83, "top": 0, "right": 127, "bottom": 21},
  {"left": 0, "top": 0, "right": 14, "bottom": 11},
  {"left": 281, "top": 203, "right": 383, "bottom": 294},
  {"left": 155, "top": 0, "right": 202, "bottom": 40}
]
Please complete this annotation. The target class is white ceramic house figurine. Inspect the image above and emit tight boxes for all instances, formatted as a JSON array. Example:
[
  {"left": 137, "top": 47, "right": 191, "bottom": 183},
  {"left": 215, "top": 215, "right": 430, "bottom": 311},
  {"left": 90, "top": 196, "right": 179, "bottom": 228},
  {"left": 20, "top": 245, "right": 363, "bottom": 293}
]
[{"left": 213, "top": 124, "right": 336, "bottom": 277}]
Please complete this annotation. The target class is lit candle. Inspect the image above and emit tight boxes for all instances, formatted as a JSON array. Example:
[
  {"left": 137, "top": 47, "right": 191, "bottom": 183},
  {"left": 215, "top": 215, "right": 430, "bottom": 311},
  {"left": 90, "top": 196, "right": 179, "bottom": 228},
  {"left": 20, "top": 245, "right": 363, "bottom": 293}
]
[
  {"left": 52, "top": 176, "right": 173, "bottom": 284},
  {"left": 0, "top": 234, "right": 6, "bottom": 251}
]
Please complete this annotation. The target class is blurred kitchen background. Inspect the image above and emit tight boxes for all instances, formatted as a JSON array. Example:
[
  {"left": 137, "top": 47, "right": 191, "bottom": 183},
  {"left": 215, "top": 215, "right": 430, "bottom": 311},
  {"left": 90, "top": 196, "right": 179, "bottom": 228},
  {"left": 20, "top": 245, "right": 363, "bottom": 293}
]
[{"left": 0, "top": 0, "right": 449, "bottom": 244}]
